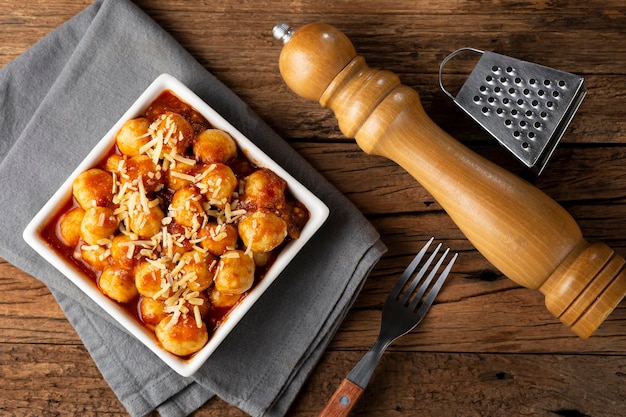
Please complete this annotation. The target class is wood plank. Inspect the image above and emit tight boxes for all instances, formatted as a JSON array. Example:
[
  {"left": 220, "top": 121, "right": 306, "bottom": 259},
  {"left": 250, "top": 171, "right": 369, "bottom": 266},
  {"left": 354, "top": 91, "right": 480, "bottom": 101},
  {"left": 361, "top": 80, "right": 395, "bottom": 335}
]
[
  {"left": 0, "top": 344, "right": 128, "bottom": 415},
  {"left": 291, "top": 350, "right": 626, "bottom": 417},
  {"left": 131, "top": 0, "right": 626, "bottom": 16},
  {"left": 1, "top": 3, "right": 624, "bottom": 147},
  {"left": 213, "top": 74, "right": 626, "bottom": 145},
  {"left": 2, "top": 343, "right": 625, "bottom": 417},
  {"left": 291, "top": 142, "right": 626, "bottom": 215}
]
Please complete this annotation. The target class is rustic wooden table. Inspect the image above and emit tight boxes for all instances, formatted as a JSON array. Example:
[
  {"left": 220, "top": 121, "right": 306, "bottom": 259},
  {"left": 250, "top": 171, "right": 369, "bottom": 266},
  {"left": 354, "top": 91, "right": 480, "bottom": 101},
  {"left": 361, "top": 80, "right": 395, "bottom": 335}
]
[{"left": 2, "top": 1, "right": 626, "bottom": 416}]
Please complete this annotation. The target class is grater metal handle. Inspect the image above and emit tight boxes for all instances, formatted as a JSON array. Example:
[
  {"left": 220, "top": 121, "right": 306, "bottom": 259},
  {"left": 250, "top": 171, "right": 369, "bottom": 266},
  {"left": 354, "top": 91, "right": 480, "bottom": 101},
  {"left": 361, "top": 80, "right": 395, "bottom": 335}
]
[
  {"left": 438, "top": 47, "right": 484, "bottom": 102},
  {"left": 275, "top": 22, "right": 626, "bottom": 339}
]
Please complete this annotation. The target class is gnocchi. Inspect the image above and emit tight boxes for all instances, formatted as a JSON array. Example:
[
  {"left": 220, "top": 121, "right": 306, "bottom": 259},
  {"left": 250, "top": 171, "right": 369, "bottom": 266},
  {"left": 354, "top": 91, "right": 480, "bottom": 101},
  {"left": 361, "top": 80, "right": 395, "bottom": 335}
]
[
  {"left": 109, "top": 234, "right": 138, "bottom": 269},
  {"left": 197, "top": 222, "right": 238, "bottom": 256},
  {"left": 238, "top": 211, "right": 288, "bottom": 253},
  {"left": 42, "top": 92, "right": 310, "bottom": 358},
  {"left": 121, "top": 155, "right": 164, "bottom": 194},
  {"left": 196, "top": 163, "right": 238, "bottom": 208},
  {"left": 193, "top": 128, "right": 237, "bottom": 164},
  {"left": 80, "top": 206, "right": 118, "bottom": 245},
  {"left": 208, "top": 287, "right": 242, "bottom": 309},
  {"left": 168, "top": 186, "right": 206, "bottom": 228},
  {"left": 139, "top": 297, "right": 167, "bottom": 326},
  {"left": 99, "top": 266, "right": 137, "bottom": 303},
  {"left": 72, "top": 168, "right": 114, "bottom": 209},
  {"left": 241, "top": 168, "right": 287, "bottom": 211},
  {"left": 115, "top": 117, "right": 151, "bottom": 156},
  {"left": 214, "top": 250, "right": 256, "bottom": 295},
  {"left": 58, "top": 206, "right": 85, "bottom": 247},
  {"left": 79, "top": 244, "right": 110, "bottom": 270},
  {"left": 156, "top": 314, "right": 209, "bottom": 357},
  {"left": 134, "top": 259, "right": 168, "bottom": 299}
]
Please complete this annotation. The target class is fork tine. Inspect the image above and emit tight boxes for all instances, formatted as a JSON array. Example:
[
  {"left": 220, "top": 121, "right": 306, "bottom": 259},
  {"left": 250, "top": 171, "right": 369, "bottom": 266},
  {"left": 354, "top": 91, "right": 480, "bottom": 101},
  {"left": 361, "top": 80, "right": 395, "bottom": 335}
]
[
  {"left": 388, "top": 237, "right": 434, "bottom": 300},
  {"left": 411, "top": 251, "right": 458, "bottom": 313},
  {"left": 405, "top": 246, "right": 447, "bottom": 307},
  {"left": 399, "top": 243, "right": 443, "bottom": 305}
]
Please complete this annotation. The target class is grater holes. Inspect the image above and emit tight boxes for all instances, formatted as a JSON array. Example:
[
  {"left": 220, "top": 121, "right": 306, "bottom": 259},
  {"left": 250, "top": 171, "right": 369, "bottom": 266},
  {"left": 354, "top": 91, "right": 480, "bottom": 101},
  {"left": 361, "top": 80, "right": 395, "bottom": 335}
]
[
  {"left": 474, "top": 67, "right": 567, "bottom": 147},
  {"left": 444, "top": 50, "right": 586, "bottom": 170}
]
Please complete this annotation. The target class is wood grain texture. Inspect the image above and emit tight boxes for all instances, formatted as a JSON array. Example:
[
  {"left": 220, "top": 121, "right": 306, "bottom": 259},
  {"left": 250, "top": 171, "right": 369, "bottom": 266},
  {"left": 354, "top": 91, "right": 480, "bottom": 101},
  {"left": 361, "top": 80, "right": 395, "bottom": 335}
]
[{"left": 1, "top": 0, "right": 626, "bottom": 416}]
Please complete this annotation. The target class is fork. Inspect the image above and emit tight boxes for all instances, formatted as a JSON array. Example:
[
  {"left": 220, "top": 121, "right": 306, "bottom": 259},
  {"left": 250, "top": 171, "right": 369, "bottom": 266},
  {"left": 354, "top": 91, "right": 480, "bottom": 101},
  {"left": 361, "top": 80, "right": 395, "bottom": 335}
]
[{"left": 319, "top": 237, "right": 457, "bottom": 417}]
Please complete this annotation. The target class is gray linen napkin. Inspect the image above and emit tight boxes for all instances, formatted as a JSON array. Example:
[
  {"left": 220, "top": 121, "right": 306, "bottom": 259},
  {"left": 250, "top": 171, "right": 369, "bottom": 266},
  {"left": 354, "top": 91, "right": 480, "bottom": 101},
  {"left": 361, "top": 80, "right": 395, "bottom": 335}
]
[{"left": 0, "top": 0, "right": 386, "bottom": 416}]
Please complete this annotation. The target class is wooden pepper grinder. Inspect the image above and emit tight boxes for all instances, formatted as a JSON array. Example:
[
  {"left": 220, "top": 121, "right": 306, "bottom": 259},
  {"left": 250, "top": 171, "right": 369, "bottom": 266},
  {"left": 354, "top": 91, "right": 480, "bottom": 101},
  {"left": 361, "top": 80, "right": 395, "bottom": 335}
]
[{"left": 273, "top": 22, "right": 626, "bottom": 339}]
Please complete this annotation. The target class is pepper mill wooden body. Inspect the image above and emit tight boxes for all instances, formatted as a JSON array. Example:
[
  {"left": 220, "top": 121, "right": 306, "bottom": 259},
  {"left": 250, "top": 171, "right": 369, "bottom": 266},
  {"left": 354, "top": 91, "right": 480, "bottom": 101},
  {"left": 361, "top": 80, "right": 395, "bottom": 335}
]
[{"left": 274, "top": 22, "right": 626, "bottom": 339}]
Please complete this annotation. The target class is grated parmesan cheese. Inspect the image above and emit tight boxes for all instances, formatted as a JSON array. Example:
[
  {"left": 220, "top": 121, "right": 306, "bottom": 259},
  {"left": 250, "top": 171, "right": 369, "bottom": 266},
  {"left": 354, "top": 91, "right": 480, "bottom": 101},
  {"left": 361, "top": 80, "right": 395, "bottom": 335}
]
[
  {"left": 125, "top": 243, "right": 135, "bottom": 259},
  {"left": 170, "top": 171, "right": 196, "bottom": 182},
  {"left": 193, "top": 305, "right": 202, "bottom": 328},
  {"left": 172, "top": 153, "right": 196, "bottom": 166}
]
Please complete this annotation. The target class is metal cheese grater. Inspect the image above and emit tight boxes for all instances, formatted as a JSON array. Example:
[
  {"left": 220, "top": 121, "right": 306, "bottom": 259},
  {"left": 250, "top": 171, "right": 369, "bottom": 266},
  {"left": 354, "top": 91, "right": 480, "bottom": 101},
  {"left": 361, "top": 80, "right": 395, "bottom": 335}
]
[{"left": 439, "top": 48, "right": 586, "bottom": 175}]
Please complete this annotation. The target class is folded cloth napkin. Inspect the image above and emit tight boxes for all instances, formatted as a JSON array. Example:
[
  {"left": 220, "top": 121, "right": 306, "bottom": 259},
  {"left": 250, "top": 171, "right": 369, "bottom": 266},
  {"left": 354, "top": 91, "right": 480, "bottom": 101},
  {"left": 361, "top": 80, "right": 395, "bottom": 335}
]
[{"left": 0, "top": 0, "right": 386, "bottom": 416}]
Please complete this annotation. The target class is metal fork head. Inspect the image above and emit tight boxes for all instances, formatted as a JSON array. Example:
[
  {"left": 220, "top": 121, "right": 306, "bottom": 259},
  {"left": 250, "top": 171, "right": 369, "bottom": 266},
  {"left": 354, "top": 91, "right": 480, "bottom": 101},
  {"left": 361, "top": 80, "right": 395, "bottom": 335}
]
[
  {"left": 346, "top": 238, "right": 458, "bottom": 390},
  {"left": 382, "top": 237, "right": 458, "bottom": 339}
]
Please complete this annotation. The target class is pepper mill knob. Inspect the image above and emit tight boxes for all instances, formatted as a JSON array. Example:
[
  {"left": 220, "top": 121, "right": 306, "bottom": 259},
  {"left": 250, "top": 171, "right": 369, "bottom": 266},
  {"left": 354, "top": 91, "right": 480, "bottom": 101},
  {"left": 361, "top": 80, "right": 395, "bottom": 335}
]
[
  {"left": 274, "top": 22, "right": 357, "bottom": 103},
  {"left": 272, "top": 23, "right": 293, "bottom": 44},
  {"left": 275, "top": 22, "right": 626, "bottom": 338}
]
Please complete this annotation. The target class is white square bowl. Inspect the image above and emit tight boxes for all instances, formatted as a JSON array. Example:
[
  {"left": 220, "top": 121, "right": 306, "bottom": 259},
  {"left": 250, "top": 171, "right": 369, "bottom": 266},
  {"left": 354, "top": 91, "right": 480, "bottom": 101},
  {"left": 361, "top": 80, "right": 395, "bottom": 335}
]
[{"left": 23, "top": 73, "right": 329, "bottom": 376}]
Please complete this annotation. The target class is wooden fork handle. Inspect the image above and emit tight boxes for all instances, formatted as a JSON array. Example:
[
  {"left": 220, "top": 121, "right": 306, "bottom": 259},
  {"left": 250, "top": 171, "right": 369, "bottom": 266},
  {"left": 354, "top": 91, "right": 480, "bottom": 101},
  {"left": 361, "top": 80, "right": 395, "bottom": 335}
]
[{"left": 319, "top": 378, "right": 364, "bottom": 417}]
